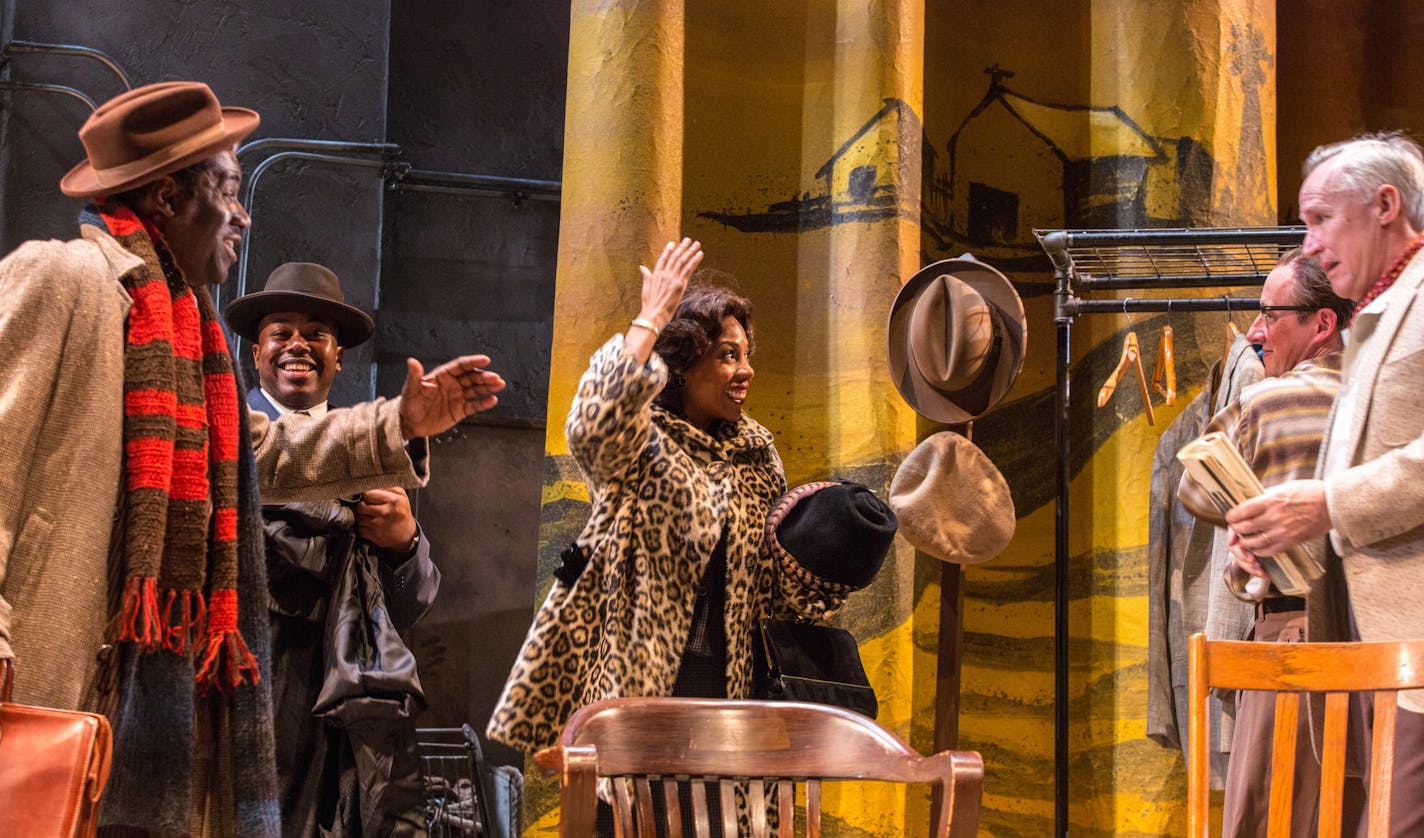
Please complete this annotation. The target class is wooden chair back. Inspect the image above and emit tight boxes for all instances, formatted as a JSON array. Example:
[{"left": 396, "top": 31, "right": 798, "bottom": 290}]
[
  {"left": 534, "top": 697, "right": 983, "bottom": 837},
  {"left": 1187, "top": 631, "right": 1424, "bottom": 837}
]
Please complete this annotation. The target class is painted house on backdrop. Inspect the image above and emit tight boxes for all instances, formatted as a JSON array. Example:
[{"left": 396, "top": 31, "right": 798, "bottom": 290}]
[
  {"left": 941, "top": 67, "right": 1215, "bottom": 248},
  {"left": 699, "top": 97, "right": 929, "bottom": 233},
  {"left": 812, "top": 97, "right": 927, "bottom": 225},
  {"left": 699, "top": 67, "right": 1214, "bottom": 284}
]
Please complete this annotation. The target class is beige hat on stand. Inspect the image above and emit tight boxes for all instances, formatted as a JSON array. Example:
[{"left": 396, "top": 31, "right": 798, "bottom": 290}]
[
  {"left": 886, "top": 256, "right": 1026, "bottom": 424},
  {"left": 889, "top": 431, "right": 1016, "bottom": 564}
]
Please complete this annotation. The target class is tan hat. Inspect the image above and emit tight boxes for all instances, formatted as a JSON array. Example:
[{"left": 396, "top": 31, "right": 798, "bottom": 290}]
[
  {"left": 224, "top": 262, "right": 375, "bottom": 346},
  {"left": 60, "top": 81, "right": 259, "bottom": 198},
  {"left": 888, "top": 431, "right": 1015, "bottom": 564},
  {"left": 886, "top": 256, "right": 1026, "bottom": 424}
]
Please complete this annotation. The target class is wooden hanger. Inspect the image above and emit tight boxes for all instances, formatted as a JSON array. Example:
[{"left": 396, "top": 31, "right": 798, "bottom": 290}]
[
  {"left": 1152, "top": 324, "right": 1176, "bottom": 405},
  {"left": 1097, "top": 303, "right": 1155, "bottom": 425},
  {"left": 1223, "top": 297, "right": 1243, "bottom": 362}
]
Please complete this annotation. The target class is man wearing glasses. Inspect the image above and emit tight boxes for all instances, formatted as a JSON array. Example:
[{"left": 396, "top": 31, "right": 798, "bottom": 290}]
[{"left": 1181, "top": 247, "right": 1353, "bottom": 837}]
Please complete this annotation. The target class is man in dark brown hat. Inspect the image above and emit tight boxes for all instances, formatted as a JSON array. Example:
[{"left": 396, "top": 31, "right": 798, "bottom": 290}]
[
  {"left": 227, "top": 262, "right": 438, "bottom": 835},
  {"left": 0, "top": 82, "right": 504, "bottom": 836}
]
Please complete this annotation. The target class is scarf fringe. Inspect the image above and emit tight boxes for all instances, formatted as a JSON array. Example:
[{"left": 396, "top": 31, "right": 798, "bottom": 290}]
[
  {"left": 160, "top": 589, "right": 207, "bottom": 654},
  {"left": 111, "top": 577, "right": 163, "bottom": 651},
  {"left": 195, "top": 589, "right": 259, "bottom": 693}
]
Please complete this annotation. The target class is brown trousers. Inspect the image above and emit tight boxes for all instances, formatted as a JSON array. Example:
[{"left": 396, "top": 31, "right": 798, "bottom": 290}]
[
  {"left": 1357, "top": 694, "right": 1424, "bottom": 836},
  {"left": 1222, "top": 608, "right": 1367, "bottom": 837}
]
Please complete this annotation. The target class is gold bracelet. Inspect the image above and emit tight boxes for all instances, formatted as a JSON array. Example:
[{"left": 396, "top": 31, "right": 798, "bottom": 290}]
[{"left": 630, "top": 317, "right": 661, "bottom": 338}]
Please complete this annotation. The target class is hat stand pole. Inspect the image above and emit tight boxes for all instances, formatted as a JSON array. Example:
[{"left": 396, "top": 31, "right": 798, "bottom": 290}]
[
  {"left": 933, "top": 421, "right": 972, "bottom": 756},
  {"left": 1035, "top": 226, "right": 1305, "bottom": 838},
  {"left": 934, "top": 560, "right": 964, "bottom": 750}
]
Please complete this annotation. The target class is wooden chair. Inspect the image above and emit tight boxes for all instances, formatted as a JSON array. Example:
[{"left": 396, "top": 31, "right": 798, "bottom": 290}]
[
  {"left": 1187, "top": 631, "right": 1424, "bottom": 837},
  {"left": 533, "top": 697, "right": 984, "bottom": 837}
]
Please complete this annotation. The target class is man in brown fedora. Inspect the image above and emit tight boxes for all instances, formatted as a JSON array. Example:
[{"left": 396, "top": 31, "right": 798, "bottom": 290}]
[
  {"left": 0, "top": 82, "right": 504, "bottom": 836},
  {"left": 227, "top": 262, "right": 438, "bottom": 835}
]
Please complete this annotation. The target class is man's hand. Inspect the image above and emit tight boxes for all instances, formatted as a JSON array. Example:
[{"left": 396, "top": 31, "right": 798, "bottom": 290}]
[
  {"left": 356, "top": 487, "right": 419, "bottom": 552},
  {"left": 399, "top": 355, "right": 506, "bottom": 440},
  {"left": 1224, "top": 478, "right": 1332, "bottom": 558},
  {"left": 1226, "top": 529, "right": 1269, "bottom": 580}
]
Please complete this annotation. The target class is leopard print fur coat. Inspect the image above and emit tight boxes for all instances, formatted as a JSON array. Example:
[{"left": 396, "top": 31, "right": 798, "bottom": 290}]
[{"left": 487, "top": 335, "right": 851, "bottom": 751}]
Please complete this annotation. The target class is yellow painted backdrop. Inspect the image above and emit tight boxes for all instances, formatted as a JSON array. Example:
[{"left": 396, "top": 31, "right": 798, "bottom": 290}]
[{"left": 526, "top": 1, "right": 1277, "bottom": 835}]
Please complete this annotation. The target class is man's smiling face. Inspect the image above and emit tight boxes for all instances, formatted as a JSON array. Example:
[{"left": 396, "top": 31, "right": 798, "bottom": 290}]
[{"left": 252, "top": 311, "right": 343, "bottom": 410}]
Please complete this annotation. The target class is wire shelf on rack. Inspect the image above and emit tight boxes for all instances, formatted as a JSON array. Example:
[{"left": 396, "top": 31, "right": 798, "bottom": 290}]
[{"left": 1035, "top": 226, "right": 1306, "bottom": 290}]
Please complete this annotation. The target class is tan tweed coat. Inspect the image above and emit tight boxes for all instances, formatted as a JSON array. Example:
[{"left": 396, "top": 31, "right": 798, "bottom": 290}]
[
  {"left": 1316, "top": 248, "right": 1424, "bottom": 713},
  {"left": 0, "top": 227, "right": 427, "bottom": 711}
]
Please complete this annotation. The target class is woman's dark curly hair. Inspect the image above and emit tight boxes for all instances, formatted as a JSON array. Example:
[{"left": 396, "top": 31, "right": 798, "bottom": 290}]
[{"left": 652, "top": 278, "right": 754, "bottom": 416}]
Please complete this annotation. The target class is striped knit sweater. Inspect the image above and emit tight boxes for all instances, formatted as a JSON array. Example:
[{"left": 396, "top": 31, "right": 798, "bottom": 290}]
[{"left": 1181, "top": 352, "right": 1343, "bottom": 528}]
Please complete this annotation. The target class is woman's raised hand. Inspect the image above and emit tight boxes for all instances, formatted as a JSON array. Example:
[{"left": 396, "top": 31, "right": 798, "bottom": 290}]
[
  {"left": 625, "top": 238, "right": 703, "bottom": 363},
  {"left": 638, "top": 237, "right": 704, "bottom": 329}
]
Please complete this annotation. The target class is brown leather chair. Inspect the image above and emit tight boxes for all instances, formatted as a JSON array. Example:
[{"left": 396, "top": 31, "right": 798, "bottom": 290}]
[
  {"left": 533, "top": 696, "right": 983, "bottom": 837},
  {"left": 1187, "top": 631, "right": 1424, "bottom": 837}
]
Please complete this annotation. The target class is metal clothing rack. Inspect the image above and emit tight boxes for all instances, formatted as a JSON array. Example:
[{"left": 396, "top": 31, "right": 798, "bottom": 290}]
[{"left": 1035, "top": 225, "right": 1306, "bottom": 838}]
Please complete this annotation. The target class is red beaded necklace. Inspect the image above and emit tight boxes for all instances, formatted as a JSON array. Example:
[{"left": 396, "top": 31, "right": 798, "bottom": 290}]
[{"left": 1352, "top": 237, "right": 1424, "bottom": 323}]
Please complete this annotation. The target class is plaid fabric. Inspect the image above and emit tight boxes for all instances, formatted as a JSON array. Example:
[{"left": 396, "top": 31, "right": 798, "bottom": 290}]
[{"left": 79, "top": 203, "right": 256, "bottom": 692}]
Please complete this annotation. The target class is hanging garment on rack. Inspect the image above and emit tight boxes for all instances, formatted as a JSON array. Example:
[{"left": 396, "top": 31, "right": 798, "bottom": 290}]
[
  {"left": 1146, "top": 334, "right": 1262, "bottom": 786},
  {"left": 1146, "top": 387, "right": 1215, "bottom": 752}
]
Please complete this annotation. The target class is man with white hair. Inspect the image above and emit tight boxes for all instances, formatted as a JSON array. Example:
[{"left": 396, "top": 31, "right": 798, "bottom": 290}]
[{"left": 1227, "top": 132, "right": 1424, "bottom": 835}]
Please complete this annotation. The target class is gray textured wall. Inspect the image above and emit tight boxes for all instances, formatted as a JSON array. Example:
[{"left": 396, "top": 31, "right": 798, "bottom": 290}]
[{"left": 0, "top": 0, "right": 567, "bottom": 768}]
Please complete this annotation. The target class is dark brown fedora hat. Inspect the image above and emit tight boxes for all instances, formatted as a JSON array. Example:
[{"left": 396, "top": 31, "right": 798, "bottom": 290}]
[
  {"left": 60, "top": 81, "right": 259, "bottom": 199},
  {"left": 224, "top": 262, "right": 375, "bottom": 347}
]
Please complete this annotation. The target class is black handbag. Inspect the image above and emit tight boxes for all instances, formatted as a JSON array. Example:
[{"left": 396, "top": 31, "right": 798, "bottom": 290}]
[{"left": 752, "top": 618, "right": 878, "bottom": 718}]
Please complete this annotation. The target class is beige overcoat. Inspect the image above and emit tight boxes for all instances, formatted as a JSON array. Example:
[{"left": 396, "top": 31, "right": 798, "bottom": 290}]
[{"left": 0, "top": 228, "right": 427, "bottom": 710}]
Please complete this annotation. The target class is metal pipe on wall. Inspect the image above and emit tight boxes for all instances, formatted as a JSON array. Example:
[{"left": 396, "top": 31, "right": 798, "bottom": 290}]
[
  {"left": 235, "top": 150, "right": 401, "bottom": 300},
  {"left": 0, "top": 80, "right": 95, "bottom": 110},
  {"left": 4, "top": 39, "right": 131, "bottom": 90},
  {"left": 238, "top": 137, "right": 401, "bottom": 161},
  {"left": 391, "top": 168, "right": 561, "bottom": 202}
]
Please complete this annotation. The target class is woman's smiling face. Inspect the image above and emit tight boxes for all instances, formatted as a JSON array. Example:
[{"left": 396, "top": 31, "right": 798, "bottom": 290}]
[{"left": 681, "top": 315, "right": 753, "bottom": 432}]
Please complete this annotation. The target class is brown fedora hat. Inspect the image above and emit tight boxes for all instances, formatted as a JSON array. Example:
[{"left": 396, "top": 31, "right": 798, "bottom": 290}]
[
  {"left": 223, "top": 262, "right": 375, "bottom": 346},
  {"left": 886, "top": 256, "right": 1026, "bottom": 424},
  {"left": 60, "top": 81, "right": 259, "bottom": 198},
  {"left": 889, "top": 431, "right": 1015, "bottom": 565}
]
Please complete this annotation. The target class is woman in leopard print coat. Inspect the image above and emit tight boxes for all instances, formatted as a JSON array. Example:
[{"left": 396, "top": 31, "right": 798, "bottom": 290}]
[{"left": 488, "top": 239, "right": 862, "bottom": 752}]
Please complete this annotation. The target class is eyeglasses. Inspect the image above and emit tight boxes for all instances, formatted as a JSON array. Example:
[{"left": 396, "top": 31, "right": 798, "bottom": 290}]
[{"left": 1256, "top": 304, "right": 1316, "bottom": 325}]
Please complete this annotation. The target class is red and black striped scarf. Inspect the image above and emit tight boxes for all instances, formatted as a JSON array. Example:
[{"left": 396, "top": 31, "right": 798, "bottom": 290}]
[{"left": 81, "top": 202, "right": 257, "bottom": 692}]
